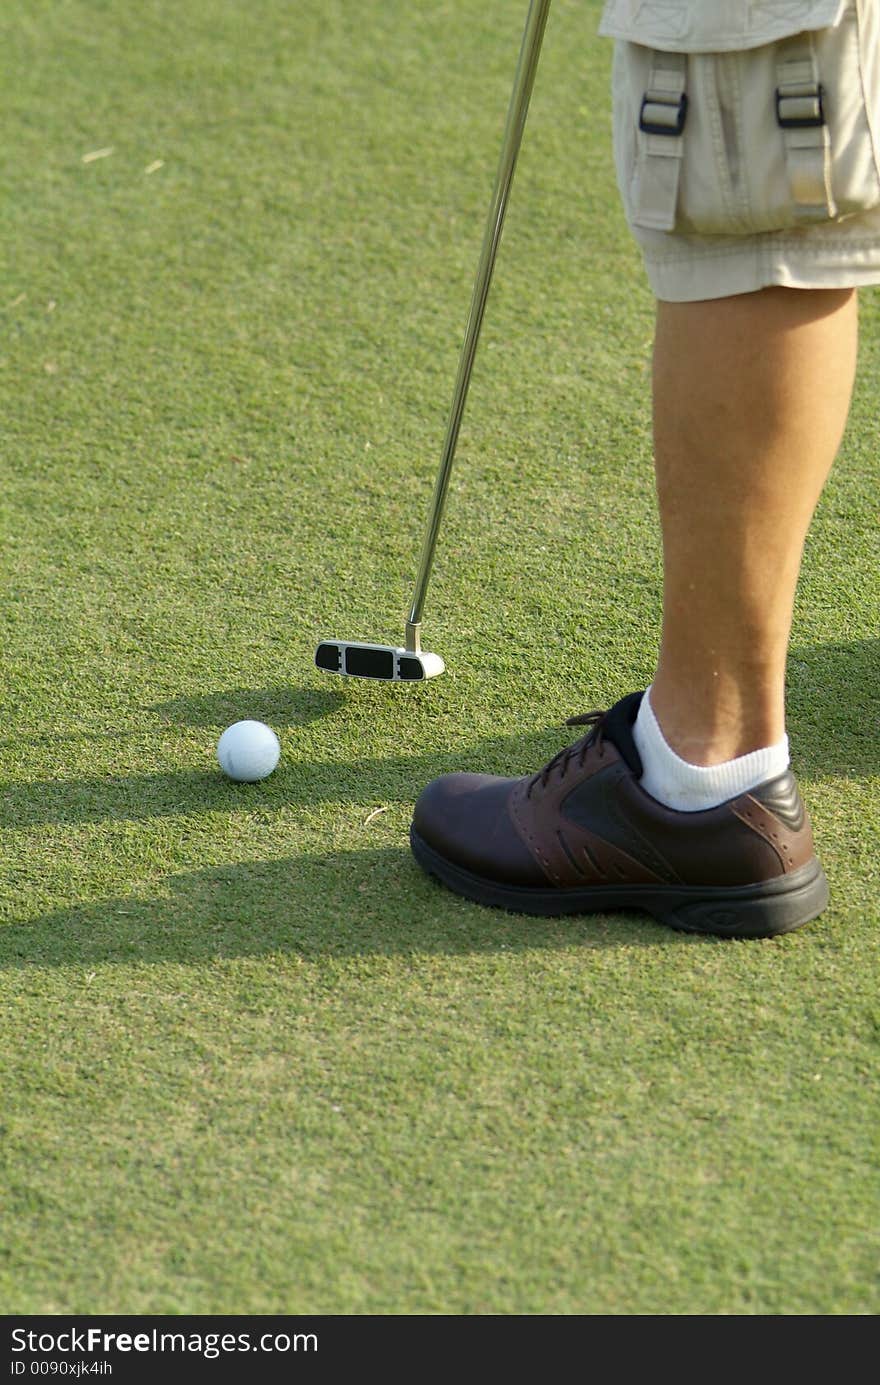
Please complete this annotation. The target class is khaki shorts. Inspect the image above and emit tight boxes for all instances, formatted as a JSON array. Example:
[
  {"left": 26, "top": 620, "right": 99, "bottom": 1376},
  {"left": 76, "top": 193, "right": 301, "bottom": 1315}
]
[{"left": 611, "top": 0, "right": 880, "bottom": 300}]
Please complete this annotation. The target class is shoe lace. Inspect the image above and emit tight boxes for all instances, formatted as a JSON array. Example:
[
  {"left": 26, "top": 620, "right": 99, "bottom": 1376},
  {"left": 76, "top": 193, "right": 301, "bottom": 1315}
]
[{"left": 526, "top": 708, "right": 608, "bottom": 799}]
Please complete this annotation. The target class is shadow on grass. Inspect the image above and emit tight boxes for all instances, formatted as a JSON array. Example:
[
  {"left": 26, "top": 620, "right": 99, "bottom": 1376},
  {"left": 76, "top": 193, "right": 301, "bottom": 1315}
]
[
  {"left": 0, "top": 848, "right": 699, "bottom": 969},
  {"left": 149, "top": 685, "right": 346, "bottom": 728},
  {"left": 0, "top": 688, "right": 347, "bottom": 752},
  {"left": 3, "top": 638, "right": 878, "bottom": 831},
  {"left": 0, "top": 728, "right": 569, "bottom": 830},
  {"left": 785, "top": 637, "right": 880, "bottom": 777}
]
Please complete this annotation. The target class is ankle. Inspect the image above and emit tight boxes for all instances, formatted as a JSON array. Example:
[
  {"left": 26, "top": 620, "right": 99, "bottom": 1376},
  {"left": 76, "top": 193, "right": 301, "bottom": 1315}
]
[
  {"left": 646, "top": 682, "right": 786, "bottom": 766},
  {"left": 633, "top": 687, "right": 791, "bottom": 812}
]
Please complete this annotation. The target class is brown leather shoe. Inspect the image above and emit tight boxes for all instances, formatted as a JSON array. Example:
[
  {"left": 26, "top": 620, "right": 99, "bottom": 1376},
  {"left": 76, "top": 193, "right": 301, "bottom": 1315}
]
[{"left": 410, "top": 691, "right": 829, "bottom": 938}]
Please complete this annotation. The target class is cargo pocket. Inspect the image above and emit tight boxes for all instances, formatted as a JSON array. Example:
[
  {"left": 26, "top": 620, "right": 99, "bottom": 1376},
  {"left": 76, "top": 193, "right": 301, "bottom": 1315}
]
[
  {"left": 804, "top": 0, "right": 880, "bottom": 224},
  {"left": 614, "top": 0, "right": 880, "bottom": 238}
]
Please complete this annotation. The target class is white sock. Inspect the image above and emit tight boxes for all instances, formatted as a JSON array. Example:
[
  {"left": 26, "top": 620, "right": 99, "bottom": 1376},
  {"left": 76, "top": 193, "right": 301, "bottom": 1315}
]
[{"left": 632, "top": 685, "right": 790, "bottom": 813}]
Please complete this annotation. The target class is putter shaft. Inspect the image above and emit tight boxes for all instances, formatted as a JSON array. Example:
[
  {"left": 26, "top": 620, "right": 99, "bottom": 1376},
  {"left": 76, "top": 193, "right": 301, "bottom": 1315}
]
[{"left": 405, "top": 0, "right": 552, "bottom": 652}]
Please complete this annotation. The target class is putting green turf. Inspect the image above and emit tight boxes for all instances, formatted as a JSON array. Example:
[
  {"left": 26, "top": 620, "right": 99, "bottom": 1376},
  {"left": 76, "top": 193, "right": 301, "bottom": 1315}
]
[{"left": 1, "top": 0, "right": 878, "bottom": 1315}]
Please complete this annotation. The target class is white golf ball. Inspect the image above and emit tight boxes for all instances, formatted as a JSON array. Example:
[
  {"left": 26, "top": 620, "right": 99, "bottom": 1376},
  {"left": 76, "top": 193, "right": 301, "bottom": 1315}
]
[{"left": 217, "top": 720, "right": 281, "bottom": 782}]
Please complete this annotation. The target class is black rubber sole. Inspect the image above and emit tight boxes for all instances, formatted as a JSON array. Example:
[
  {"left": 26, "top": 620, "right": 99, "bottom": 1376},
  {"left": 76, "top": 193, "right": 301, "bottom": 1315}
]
[{"left": 410, "top": 828, "right": 830, "bottom": 939}]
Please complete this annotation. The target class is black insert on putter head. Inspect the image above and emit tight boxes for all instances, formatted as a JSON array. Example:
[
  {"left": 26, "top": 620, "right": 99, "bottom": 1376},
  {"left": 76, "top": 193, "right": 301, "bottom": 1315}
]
[{"left": 315, "top": 641, "right": 445, "bottom": 682}]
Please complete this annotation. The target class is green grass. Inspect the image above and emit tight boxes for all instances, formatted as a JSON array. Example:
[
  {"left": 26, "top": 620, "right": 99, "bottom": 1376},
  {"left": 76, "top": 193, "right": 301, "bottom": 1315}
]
[{"left": 1, "top": 0, "right": 878, "bottom": 1315}]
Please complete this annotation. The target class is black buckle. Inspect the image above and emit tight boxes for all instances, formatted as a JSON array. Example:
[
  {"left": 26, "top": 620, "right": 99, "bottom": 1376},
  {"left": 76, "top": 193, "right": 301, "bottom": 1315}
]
[
  {"left": 776, "top": 84, "right": 826, "bottom": 129},
  {"left": 639, "top": 91, "right": 688, "bottom": 137}
]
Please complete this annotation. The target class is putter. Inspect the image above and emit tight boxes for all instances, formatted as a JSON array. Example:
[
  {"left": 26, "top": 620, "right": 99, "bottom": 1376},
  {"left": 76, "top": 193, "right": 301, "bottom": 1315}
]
[{"left": 316, "top": 0, "right": 552, "bottom": 681}]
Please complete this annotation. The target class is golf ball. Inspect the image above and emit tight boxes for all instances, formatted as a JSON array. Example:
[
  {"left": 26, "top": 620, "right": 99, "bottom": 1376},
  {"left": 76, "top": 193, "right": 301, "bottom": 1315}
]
[{"left": 217, "top": 720, "right": 281, "bottom": 782}]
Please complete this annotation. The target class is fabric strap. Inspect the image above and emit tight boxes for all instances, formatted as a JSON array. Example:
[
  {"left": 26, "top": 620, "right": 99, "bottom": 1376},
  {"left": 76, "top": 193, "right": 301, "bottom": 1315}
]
[
  {"left": 633, "top": 51, "right": 688, "bottom": 232},
  {"left": 775, "top": 32, "right": 837, "bottom": 222}
]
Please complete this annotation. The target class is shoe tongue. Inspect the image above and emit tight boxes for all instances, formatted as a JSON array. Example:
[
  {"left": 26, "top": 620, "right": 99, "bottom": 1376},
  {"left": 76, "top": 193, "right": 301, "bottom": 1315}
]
[{"left": 600, "top": 690, "right": 645, "bottom": 777}]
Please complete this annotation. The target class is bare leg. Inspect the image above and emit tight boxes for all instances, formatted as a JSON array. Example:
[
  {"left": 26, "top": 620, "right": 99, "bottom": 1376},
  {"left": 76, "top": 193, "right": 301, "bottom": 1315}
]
[{"left": 648, "top": 285, "right": 858, "bottom": 766}]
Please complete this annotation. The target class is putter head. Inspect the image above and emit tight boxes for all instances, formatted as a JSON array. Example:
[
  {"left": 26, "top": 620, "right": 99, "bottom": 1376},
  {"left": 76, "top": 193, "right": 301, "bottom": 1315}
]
[{"left": 315, "top": 640, "right": 445, "bottom": 681}]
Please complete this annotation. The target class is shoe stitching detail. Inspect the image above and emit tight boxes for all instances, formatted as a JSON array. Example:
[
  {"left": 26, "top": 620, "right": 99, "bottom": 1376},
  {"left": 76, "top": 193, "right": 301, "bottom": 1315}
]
[
  {"left": 510, "top": 786, "right": 567, "bottom": 885},
  {"left": 734, "top": 802, "right": 796, "bottom": 872},
  {"left": 556, "top": 830, "right": 587, "bottom": 880}
]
